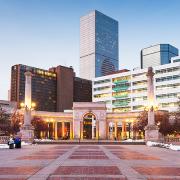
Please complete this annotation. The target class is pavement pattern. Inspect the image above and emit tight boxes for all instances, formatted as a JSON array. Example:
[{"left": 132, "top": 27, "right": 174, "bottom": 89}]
[{"left": 0, "top": 144, "right": 179, "bottom": 180}]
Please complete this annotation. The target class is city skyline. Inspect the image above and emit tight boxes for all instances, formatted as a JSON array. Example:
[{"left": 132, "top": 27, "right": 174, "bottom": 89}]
[{"left": 0, "top": 0, "right": 180, "bottom": 99}]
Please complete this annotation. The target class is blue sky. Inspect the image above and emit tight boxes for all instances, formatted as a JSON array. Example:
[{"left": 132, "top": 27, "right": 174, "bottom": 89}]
[{"left": 0, "top": 0, "right": 180, "bottom": 100}]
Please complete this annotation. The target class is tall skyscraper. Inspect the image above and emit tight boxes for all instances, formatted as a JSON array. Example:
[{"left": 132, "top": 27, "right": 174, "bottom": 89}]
[
  {"left": 141, "top": 44, "right": 179, "bottom": 68},
  {"left": 11, "top": 64, "right": 92, "bottom": 112},
  {"left": 80, "top": 10, "right": 119, "bottom": 80}
]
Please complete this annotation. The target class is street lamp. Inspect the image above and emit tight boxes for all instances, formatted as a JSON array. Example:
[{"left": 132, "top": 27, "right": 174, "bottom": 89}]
[
  {"left": 20, "top": 102, "right": 36, "bottom": 111},
  {"left": 144, "top": 101, "right": 158, "bottom": 112}
]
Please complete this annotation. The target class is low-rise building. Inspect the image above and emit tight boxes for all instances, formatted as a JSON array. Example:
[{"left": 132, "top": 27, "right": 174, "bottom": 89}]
[
  {"left": 92, "top": 61, "right": 180, "bottom": 112},
  {"left": 0, "top": 100, "right": 17, "bottom": 114}
]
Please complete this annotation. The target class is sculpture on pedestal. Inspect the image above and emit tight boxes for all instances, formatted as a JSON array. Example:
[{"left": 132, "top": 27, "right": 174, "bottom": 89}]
[
  {"left": 20, "top": 72, "right": 35, "bottom": 143},
  {"left": 145, "top": 67, "right": 159, "bottom": 142}
]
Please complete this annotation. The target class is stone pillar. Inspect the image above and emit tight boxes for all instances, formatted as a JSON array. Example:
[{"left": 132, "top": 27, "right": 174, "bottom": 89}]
[
  {"left": 54, "top": 122, "right": 58, "bottom": 140},
  {"left": 106, "top": 122, "right": 109, "bottom": 139},
  {"left": 96, "top": 121, "right": 99, "bottom": 140},
  {"left": 114, "top": 122, "right": 117, "bottom": 139},
  {"left": 92, "top": 126, "right": 94, "bottom": 139},
  {"left": 98, "top": 120, "right": 106, "bottom": 140},
  {"left": 70, "top": 121, "right": 73, "bottom": 139},
  {"left": 73, "top": 119, "right": 80, "bottom": 139},
  {"left": 80, "top": 121, "right": 83, "bottom": 139},
  {"left": 62, "top": 121, "right": 65, "bottom": 138},
  {"left": 121, "top": 121, "right": 126, "bottom": 140},
  {"left": 20, "top": 72, "right": 34, "bottom": 143},
  {"left": 92, "top": 117, "right": 95, "bottom": 139},
  {"left": 145, "top": 67, "right": 159, "bottom": 142}
]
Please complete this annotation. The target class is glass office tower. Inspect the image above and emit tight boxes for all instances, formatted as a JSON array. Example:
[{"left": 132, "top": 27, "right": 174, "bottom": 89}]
[
  {"left": 80, "top": 10, "right": 119, "bottom": 80},
  {"left": 141, "top": 44, "right": 179, "bottom": 68}
]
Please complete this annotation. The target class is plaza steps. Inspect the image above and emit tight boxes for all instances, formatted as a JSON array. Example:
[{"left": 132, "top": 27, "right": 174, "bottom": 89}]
[{"left": 34, "top": 139, "right": 145, "bottom": 145}]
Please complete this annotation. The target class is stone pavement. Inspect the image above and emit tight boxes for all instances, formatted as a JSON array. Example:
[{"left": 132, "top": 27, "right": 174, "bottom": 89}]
[{"left": 0, "top": 144, "right": 179, "bottom": 180}]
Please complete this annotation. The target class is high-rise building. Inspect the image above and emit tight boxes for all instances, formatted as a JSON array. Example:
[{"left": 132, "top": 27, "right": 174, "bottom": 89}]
[
  {"left": 141, "top": 44, "right": 179, "bottom": 69},
  {"left": 11, "top": 64, "right": 92, "bottom": 112},
  {"left": 80, "top": 10, "right": 119, "bottom": 80}
]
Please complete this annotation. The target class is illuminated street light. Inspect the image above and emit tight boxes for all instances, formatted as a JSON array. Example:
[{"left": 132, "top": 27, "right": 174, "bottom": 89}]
[{"left": 20, "top": 101, "right": 36, "bottom": 110}]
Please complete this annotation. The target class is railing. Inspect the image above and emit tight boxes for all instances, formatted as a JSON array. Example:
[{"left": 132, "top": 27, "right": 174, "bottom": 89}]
[
  {"left": 164, "top": 137, "right": 180, "bottom": 143},
  {"left": 113, "top": 80, "right": 129, "bottom": 84},
  {"left": 113, "top": 86, "right": 129, "bottom": 91},
  {"left": 113, "top": 94, "right": 128, "bottom": 98},
  {"left": 0, "top": 136, "right": 9, "bottom": 144}
]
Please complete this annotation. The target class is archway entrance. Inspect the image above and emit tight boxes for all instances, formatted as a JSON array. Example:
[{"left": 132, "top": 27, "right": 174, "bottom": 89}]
[{"left": 83, "top": 113, "right": 96, "bottom": 139}]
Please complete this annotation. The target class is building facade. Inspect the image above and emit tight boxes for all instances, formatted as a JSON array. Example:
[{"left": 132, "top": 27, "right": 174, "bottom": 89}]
[
  {"left": 31, "top": 102, "right": 166, "bottom": 140},
  {"left": 171, "top": 56, "right": 180, "bottom": 63},
  {"left": 31, "top": 102, "right": 139, "bottom": 140},
  {"left": 93, "top": 61, "right": 180, "bottom": 112},
  {"left": 11, "top": 64, "right": 92, "bottom": 112},
  {"left": 141, "top": 44, "right": 179, "bottom": 69},
  {"left": 80, "top": 10, "right": 119, "bottom": 80}
]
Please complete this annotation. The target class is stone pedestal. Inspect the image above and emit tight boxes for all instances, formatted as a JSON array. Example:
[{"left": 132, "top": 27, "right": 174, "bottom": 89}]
[
  {"left": 20, "top": 125, "right": 34, "bottom": 143},
  {"left": 145, "top": 125, "right": 159, "bottom": 142}
]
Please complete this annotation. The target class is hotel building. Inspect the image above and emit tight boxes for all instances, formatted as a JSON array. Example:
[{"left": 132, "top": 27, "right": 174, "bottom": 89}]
[
  {"left": 93, "top": 61, "right": 180, "bottom": 113},
  {"left": 80, "top": 10, "right": 119, "bottom": 80},
  {"left": 11, "top": 64, "right": 92, "bottom": 112}
]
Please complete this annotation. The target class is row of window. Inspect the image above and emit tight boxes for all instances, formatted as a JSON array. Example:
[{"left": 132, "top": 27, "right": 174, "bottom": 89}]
[
  {"left": 94, "top": 79, "right": 111, "bottom": 85},
  {"left": 156, "top": 75, "right": 180, "bottom": 82},
  {"left": 133, "top": 96, "right": 147, "bottom": 102},
  {"left": 156, "top": 83, "right": 180, "bottom": 90},
  {"left": 156, "top": 93, "right": 179, "bottom": 100},
  {"left": 155, "top": 66, "right": 180, "bottom": 74},
  {"left": 94, "top": 86, "right": 111, "bottom": 91},
  {"left": 94, "top": 93, "right": 111, "bottom": 98}
]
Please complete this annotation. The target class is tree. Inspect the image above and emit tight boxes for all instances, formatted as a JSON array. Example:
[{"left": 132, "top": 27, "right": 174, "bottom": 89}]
[
  {"left": 0, "top": 106, "right": 11, "bottom": 135},
  {"left": 133, "top": 110, "right": 173, "bottom": 136},
  {"left": 31, "top": 117, "right": 48, "bottom": 139},
  {"left": 170, "top": 99, "right": 180, "bottom": 135},
  {"left": 11, "top": 111, "right": 24, "bottom": 134}
]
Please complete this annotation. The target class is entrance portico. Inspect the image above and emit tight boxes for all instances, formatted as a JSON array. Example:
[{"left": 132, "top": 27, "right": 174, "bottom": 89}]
[{"left": 73, "top": 102, "right": 107, "bottom": 140}]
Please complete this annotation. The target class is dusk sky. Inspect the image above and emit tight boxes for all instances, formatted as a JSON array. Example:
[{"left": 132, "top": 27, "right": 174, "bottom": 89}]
[{"left": 0, "top": 0, "right": 180, "bottom": 100}]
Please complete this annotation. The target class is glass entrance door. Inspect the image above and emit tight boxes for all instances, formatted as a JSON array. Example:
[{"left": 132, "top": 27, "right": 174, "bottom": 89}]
[{"left": 83, "top": 113, "right": 95, "bottom": 139}]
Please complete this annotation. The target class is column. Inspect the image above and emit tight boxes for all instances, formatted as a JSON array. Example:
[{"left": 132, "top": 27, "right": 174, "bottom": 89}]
[
  {"left": 62, "top": 121, "right": 65, "bottom": 138},
  {"left": 96, "top": 120, "right": 99, "bottom": 140},
  {"left": 80, "top": 121, "right": 83, "bottom": 139},
  {"left": 70, "top": 121, "right": 73, "bottom": 139},
  {"left": 92, "top": 126, "right": 94, "bottom": 139},
  {"left": 147, "top": 67, "right": 155, "bottom": 125},
  {"left": 114, "top": 122, "right": 118, "bottom": 139},
  {"left": 24, "top": 72, "right": 32, "bottom": 110},
  {"left": 121, "top": 121, "right": 126, "bottom": 140},
  {"left": 54, "top": 122, "right": 58, "bottom": 140},
  {"left": 24, "top": 72, "right": 33, "bottom": 126},
  {"left": 145, "top": 67, "right": 159, "bottom": 142},
  {"left": 131, "top": 121, "right": 134, "bottom": 139},
  {"left": 106, "top": 122, "right": 109, "bottom": 139}
]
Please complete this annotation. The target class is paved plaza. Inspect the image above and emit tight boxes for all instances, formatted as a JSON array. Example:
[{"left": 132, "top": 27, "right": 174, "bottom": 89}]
[{"left": 0, "top": 144, "right": 179, "bottom": 180}]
